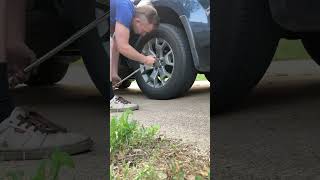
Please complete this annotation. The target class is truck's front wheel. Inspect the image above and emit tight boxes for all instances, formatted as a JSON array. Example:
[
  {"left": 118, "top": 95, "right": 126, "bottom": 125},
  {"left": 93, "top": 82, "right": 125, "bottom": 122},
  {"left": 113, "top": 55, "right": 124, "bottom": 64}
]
[
  {"left": 26, "top": 60, "right": 69, "bottom": 86},
  {"left": 302, "top": 33, "right": 320, "bottom": 65},
  {"left": 135, "top": 23, "right": 197, "bottom": 99},
  {"left": 213, "top": 0, "right": 281, "bottom": 113}
]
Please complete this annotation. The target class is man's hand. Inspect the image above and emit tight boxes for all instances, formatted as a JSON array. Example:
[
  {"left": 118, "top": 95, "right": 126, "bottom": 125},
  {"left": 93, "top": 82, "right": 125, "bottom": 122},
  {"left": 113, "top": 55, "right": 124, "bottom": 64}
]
[
  {"left": 142, "top": 55, "right": 156, "bottom": 65},
  {"left": 7, "top": 43, "right": 36, "bottom": 88}
]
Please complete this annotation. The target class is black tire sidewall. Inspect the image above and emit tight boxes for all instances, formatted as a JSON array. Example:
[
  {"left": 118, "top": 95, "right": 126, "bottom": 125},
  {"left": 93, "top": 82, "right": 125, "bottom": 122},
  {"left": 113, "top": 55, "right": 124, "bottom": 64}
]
[
  {"left": 135, "top": 23, "right": 197, "bottom": 100},
  {"left": 213, "top": 0, "right": 281, "bottom": 113},
  {"left": 62, "top": 0, "right": 109, "bottom": 99},
  {"left": 302, "top": 33, "right": 320, "bottom": 65},
  {"left": 118, "top": 80, "right": 132, "bottom": 89},
  {"left": 204, "top": 72, "right": 210, "bottom": 82},
  {"left": 26, "top": 61, "right": 69, "bottom": 86}
]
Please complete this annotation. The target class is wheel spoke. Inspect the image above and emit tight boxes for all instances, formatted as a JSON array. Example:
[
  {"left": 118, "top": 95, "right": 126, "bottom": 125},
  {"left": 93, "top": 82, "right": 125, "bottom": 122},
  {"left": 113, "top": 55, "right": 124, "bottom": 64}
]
[
  {"left": 150, "top": 68, "right": 159, "bottom": 82},
  {"left": 163, "top": 50, "right": 174, "bottom": 66},
  {"left": 141, "top": 64, "right": 154, "bottom": 73},
  {"left": 141, "top": 38, "right": 174, "bottom": 88},
  {"left": 148, "top": 41, "right": 157, "bottom": 57},
  {"left": 160, "top": 66, "right": 172, "bottom": 79},
  {"left": 158, "top": 68, "right": 165, "bottom": 80},
  {"left": 153, "top": 77, "right": 159, "bottom": 87},
  {"left": 155, "top": 38, "right": 165, "bottom": 58},
  {"left": 140, "top": 66, "right": 153, "bottom": 75},
  {"left": 149, "top": 68, "right": 160, "bottom": 87},
  {"left": 157, "top": 67, "right": 171, "bottom": 87},
  {"left": 160, "top": 78, "right": 166, "bottom": 86}
]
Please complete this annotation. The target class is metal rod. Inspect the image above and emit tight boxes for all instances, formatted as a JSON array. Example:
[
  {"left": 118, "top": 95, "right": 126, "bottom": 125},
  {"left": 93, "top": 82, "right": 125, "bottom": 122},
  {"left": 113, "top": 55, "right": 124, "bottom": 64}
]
[
  {"left": 112, "top": 58, "right": 159, "bottom": 88},
  {"left": 24, "top": 11, "right": 110, "bottom": 73},
  {"left": 112, "top": 68, "right": 141, "bottom": 88}
]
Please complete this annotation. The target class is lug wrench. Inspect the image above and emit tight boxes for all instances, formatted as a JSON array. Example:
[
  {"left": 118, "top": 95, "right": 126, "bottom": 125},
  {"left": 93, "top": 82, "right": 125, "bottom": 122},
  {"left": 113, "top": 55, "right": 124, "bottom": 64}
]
[
  {"left": 112, "top": 68, "right": 141, "bottom": 89},
  {"left": 112, "top": 58, "right": 160, "bottom": 89},
  {"left": 23, "top": 11, "right": 110, "bottom": 73}
]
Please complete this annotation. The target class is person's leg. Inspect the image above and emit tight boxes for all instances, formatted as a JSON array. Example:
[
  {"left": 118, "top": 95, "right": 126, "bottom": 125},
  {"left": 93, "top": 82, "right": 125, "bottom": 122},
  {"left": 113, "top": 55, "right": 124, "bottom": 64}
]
[
  {"left": 0, "top": 0, "right": 6, "bottom": 61},
  {"left": 109, "top": 36, "right": 139, "bottom": 111},
  {"left": 109, "top": 38, "right": 114, "bottom": 100},
  {"left": 0, "top": 64, "right": 14, "bottom": 121},
  {"left": 0, "top": 0, "right": 14, "bottom": 122},
  {"left": 6, "top": 0, "right": 35, "bottom": 58},
  {"left": 109, "top": 82, "right": 114, "bottom": 100},
  {"left": 109, "top": 37, "right": 139, "bottom": 111},
  {"left": 110, "top": 36, "right": 113, "bottom": 82},
  {"left": 110, "top": 35, "right": 121, "bottom": 83},
  {"left": 6, "top": 0, "right": 35, "bottom": 87}
]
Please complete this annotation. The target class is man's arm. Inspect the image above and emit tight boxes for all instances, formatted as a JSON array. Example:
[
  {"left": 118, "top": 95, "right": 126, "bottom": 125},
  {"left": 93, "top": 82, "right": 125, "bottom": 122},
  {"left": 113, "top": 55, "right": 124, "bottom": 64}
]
[{"left": 114, "top": 22, "right": 146, "bottom": 63}]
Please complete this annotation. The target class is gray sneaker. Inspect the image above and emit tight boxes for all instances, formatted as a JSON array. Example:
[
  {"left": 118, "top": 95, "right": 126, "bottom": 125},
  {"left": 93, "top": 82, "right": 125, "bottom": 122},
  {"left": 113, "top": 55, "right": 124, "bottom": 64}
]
[
  {"left": 110, "top": 95, "right": 139, "bottom": 112},
  {"left": 0, "top": 107, "right": 93, "bottom": 161}
]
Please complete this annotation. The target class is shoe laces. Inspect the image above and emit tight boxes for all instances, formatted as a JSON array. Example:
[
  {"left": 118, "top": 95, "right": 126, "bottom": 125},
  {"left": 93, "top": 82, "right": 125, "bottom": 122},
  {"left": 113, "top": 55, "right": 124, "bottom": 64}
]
[
  {"left": 16, "top": 108, "right": 67, "bottom": 134},
  {"left": 115, "top": 96, "right": 131, "bottom": 104}
]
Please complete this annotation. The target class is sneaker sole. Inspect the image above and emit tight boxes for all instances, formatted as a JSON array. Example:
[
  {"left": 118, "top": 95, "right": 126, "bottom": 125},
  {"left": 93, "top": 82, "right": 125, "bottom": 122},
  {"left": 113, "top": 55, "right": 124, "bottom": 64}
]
[
  {"left": 0, "top": 138, "right": 94, "bottom": 161},
  {"left": 110, "top": 106, "right": 139, "bottom": 113}
]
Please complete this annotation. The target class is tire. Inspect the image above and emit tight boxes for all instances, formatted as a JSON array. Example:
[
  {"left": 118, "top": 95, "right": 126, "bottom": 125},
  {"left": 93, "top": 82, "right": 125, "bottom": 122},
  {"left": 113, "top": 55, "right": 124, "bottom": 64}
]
[
  {"left": 118, "top": 80, "right": 132, "bottom": 89},
  {"left": 135, "top": 23, "right": 197, "bottom": 100},
  {"left": 213, "top": 0, "right": 281, "bottom": 113},
  {"left": 26, "top": 61, "right": 69, "bottom": 86},
  {"left": 204, "top": 72, "right": 210, "bottom": 82},
  {"left": 302, "top": 33, "right": 320, "bottom": 65},
  {"left": 61, "top": 0, "right": 109, "bottom": 99}
]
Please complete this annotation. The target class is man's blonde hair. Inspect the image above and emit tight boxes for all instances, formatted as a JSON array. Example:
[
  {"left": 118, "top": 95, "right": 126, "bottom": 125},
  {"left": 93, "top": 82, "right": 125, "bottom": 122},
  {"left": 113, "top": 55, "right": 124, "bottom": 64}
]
[{"left": 134, "top": 4, "right": 160, "bottom": 28}]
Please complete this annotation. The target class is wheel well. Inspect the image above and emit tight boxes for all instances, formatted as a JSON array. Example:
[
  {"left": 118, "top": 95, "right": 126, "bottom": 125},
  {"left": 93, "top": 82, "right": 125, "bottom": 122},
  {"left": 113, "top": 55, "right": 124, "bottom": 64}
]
[
  {"left": 155, "top": 7, "right": 199, "bottom": 71},
  {"left": 155, "top": 7, "right": 184, "bottom": 30}
]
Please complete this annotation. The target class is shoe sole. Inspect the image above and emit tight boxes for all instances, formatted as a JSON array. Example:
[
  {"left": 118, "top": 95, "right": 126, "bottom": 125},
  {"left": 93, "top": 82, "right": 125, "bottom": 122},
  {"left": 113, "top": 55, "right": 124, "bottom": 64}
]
[
  {"left": 110, "top": 106, "right": 139, "bottom": 113},
  {"left": 0, "top": 138, "right": 94, "bottom": 161}
]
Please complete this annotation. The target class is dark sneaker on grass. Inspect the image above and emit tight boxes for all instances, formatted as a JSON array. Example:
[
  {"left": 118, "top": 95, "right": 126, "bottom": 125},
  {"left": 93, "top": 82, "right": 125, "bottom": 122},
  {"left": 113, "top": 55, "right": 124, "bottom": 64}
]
[{"left": 0, "top": 107, "right": 93, "bottom": 161}]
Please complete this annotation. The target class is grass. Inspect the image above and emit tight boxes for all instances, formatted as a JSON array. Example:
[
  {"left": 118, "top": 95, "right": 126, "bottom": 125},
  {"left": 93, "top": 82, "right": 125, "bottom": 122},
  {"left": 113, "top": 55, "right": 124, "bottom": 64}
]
[
  {"left": 273, "top": 39, "right": 311, "bottom": 60},
  {"left": 196, "top": 74, "right": 208, "bottom": 81},
  {"left": 110, "top": 110, "right": 210, "bottom": 180},
  {"left": 0, "top": 150, "right": 75, "bottom": 180},
  {"left": 110, "top": 110, "right": 160, "bottom": 155}
]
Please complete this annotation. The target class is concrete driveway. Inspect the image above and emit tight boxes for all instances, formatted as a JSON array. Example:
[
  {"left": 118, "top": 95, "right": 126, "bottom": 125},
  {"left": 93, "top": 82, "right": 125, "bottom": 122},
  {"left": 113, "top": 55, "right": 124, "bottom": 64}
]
[
  {"left": 112, "top": 80, "right": 211, "bottom": 155},
  {"left": 0, "top": 63, "right": 210, "bottom": 179},
  {"left": 215, "top": 60, "right": 320, "bottom": 179}
]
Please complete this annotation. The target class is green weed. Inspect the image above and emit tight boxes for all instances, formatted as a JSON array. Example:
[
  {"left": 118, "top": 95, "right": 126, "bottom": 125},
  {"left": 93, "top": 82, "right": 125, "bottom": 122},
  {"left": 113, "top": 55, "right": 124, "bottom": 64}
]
[
  {"left": 2, "top": 149, "right": 75, "bottom": 180},
  {"left": 110, "top": 111, "right": 210, "bottom": 180}
]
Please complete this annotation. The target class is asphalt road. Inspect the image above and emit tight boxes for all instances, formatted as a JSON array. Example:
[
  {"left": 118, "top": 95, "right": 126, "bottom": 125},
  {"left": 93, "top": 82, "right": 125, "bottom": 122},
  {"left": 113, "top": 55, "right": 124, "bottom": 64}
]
[
  {"left": 112, "top": 79, "right": 211, "bottom": 155},
  {"left": 215, "top": 60, "right": 320, "bottom": 179},
  {"left": 0, "top": 64, "right": 107, "bottom": 179}
]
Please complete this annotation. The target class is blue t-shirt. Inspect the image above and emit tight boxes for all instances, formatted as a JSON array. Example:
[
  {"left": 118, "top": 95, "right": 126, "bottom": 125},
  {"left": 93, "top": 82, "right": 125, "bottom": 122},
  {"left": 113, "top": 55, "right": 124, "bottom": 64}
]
[{"left": 110, "top": 0, "right": 135, "bottom": 30}]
